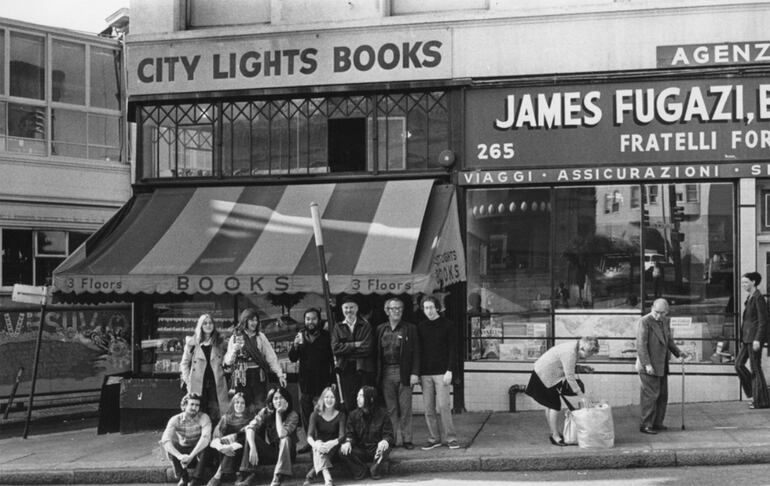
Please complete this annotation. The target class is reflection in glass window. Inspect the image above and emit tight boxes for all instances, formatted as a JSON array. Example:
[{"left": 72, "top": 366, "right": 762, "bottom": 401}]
[
  {"left": 88, "top": 114, "right": 121, "bottom": 161},
  {"left": 52, "top": 109, "right": 87, "bottom": 157},
  {"left": 555, "top": 186, "right": 641, "bottom": 310},
  {"left": 90, "top": 46, "right": 120, "bottom": 110},
  {"left": 36, "top": 231, "right": 67, "bottom": 255},
  {"left": 7, "top": 103, "right": 46, "bottom": 155},
  {"left": 10, "top": 32, "right": 45, "bottom": 100},
  {"left": 52, "top": 40, "right": 86, "bottom": 104},
  {"left": 2, "top": 229, "right": 33, "bottom": 285}
]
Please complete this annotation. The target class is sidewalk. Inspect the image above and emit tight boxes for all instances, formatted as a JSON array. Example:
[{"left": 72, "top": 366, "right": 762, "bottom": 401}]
[{"left": 1, "top": 400, "right": 770, "bottom": 484}]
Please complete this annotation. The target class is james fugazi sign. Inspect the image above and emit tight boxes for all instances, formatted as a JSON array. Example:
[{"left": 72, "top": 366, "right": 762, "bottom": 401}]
[{"left": 464, "top": 78, "right": 770, "bottom": 175}]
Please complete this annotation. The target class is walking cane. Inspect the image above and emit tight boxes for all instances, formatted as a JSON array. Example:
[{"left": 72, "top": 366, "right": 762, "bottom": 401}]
[{"left": 680, "top": 355, "right": 686, "bottom": 430}]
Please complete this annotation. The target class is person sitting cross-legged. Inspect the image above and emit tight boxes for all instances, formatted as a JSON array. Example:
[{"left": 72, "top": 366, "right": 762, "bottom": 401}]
[
  {"left": 160, "top": 393, "right": 212, "bottom": 486},
  {"left": 235, "top": 386, "right": 299, "bottom": 486},
  {"left": 339, "top": 386, "right": 394, "bottom": 481}
]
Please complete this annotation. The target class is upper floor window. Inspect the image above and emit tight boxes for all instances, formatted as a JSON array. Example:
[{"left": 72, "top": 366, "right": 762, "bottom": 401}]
[
  {"left": 0, "top": 25, "right": 123, "bottom": 161},
  {"left": 138, "top": 91, "right": 451, "bottom": 179},
  {"left": 1, "top": 228, "right": 90, "bottom": 288}
]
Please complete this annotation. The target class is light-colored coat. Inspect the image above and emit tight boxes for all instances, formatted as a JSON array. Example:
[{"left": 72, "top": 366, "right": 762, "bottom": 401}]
[
  {"left": 635, "top": 313, "right": 682, "bottom": 377},
  {"left": 533, "top": 340, "right": 581, "bottom": 392},
  {"left": 180, "top": 336, "right": 230, "bottom": 412}
]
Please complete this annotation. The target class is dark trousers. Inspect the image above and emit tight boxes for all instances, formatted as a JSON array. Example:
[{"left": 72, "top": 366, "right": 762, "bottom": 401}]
[
  {"left": 168, "top": 444, "right": 206, "bottom": 481},
  {"left": 239, "top": 435, "right": 296, "bottom": 477},
  {"left": 298, "top": 390, "right": 317, "bottom": 432},
  {"left": 639, "top": 372, "right": 668, "bottom": 429},
  {"left": 234, "top": 368, "right": 268, "bottom": 414},
  {"left": 735, "top": 343, "right": 770, "bottom": 408},
  {"left": 338, "top": 365, "right": 373, "bottom": 413},
  {"left": 340, "top": 444, "right": 390, "bottom": 480}
]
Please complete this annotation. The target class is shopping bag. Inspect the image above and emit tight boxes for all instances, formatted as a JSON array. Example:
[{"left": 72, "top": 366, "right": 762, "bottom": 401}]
[
  {"left": 572, "top": 403, "right": 614, "bottom": 449},
  {"left": 562, "top": 410, "right": 578, "bottom": 445}
]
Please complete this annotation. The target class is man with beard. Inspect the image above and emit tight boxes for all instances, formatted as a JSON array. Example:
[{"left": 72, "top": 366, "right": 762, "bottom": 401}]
[
  {"left": 340, "top": 386, "right": 394, "bottom": 480},
  {"left": 289, "top": 307, "right": 334, "bottom": 452},
  {"left": 331, "top": 297, "right": 374, "bottom": 412}
]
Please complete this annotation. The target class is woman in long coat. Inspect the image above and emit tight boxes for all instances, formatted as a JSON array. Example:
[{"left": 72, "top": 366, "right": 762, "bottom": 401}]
[{"left": 180, "top": 313, "right": 230, "bottom": 423}]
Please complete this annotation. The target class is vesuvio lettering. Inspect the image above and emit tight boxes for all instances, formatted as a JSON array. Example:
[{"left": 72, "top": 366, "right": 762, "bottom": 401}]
[{"left": 333, "top": 41, "right": 442, "bottom": 72}]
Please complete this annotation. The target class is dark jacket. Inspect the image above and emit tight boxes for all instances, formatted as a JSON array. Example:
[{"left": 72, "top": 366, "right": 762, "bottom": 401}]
[
  {"left": 288, "top": 328, "right": 334, "bottom": 396},
  {"left": 635, "top": 313, "right": 683, "bottom": 377},
  {"left": 345, "top": 406, "right": 394, "bottom": 450},
  {"left": 375, "top": 320, "right": 420, "bottom": 386},
  {"left": 331, "top": 318, "right": 375, "bottom": 373},
  {"left": 741, "top": 290, "right": 769, "bottom": 345}
]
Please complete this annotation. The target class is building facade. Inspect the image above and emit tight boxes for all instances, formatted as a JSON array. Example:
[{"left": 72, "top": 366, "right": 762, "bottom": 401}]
[
  {"left": 0, "top": 17, "right": 131, "bottom": 405},
  {"left": 55, "top": 0, "right": 770, "bottom": 412}
]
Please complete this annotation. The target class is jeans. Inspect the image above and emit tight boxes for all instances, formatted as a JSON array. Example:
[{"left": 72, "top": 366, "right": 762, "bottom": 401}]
[
  {"left": 382, "top": 365, "right": 413, "bottom": 445},
  {"left": 167, "top": 443, "right": 206, "bottom": 481},
  {"left": 420, "top": 374, "right": 456, "bottom": 444}
]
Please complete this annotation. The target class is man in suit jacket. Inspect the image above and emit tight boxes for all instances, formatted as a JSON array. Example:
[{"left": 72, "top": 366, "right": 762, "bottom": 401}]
[
  {"left": 331, "top": 297, "right": 375, "bottom": 412},
  {"left": 735, "top": 271, "right": 770, "bottom": 409},
  {"left": 635, "top": 298, "right": 687, "bottom": 434}
]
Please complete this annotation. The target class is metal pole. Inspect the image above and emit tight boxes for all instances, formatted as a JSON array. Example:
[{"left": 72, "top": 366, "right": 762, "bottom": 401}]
[
  {"left": 310, "top": 203, "right": 345, "bottom": 407},
  {"left": 23, "top": 302, "right": 47, "bottom": 439},
  {"left": 681, "top": 357, "right": 686, "bottom": 430},
  {"left": 3, "top": 367, "right": 24, "bottom": 420}
]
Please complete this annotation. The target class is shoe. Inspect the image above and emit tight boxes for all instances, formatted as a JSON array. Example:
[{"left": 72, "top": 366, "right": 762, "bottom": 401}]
[
  {"left": 369, "top": 463, "right": 383, "bottom": 480},
  {"left": 639, "top": 426, "right": 658, "bottom": 435},
  {"left": 177, "top": 480, "right": 187, "bottom": 486},
  {"left": 447, "top": 440, "right": 461, "bottom": 449},
  {"left": 324, "top": 480, "right": 334, "bottom": 486},
  {"left": 548, "top": 435, "right": 566, "bottom": 446},
  {"left": 302, "top": 467, "right": 315, "bottom": 486},
  {"left": 206, "top": 478, "right": 221, "bottom": 486},
  {"left": 421, "top": 440, "right": 442, "bottom": 450},
  {"left": 653, "top": 425, "right": 668, "bottom": 431},
  {"left": 270, "top": 474, "right": 283, "bottom": 486},
  {"left": 235, "top": 473, "right": 257, "bottom": 486},
  {"left": 402, "top": 442, "right": 414, "bottom": 450}
]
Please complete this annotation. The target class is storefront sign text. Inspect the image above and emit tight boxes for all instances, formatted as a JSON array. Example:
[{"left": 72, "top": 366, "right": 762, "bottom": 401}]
[
  {"left": 128, "top": 30, "right": 450, "bottom": 95},
  {"left": 658, "top": 41, "right": 770, "bottom": 67},
  {"left": 460, "top": 162, "right": 770, "bottom": 185},
  {"left": 465, "top": 78, "right": 770, "bottom": 168}
]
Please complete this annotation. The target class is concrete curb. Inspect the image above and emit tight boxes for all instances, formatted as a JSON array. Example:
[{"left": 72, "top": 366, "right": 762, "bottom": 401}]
[{"left": 3, "top": 447, "right": 770, "bottom": 484}]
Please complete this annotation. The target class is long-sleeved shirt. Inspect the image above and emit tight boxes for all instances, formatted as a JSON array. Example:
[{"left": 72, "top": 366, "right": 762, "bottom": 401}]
[
  {"left": 223, "top": 331, "right": 283, "bottom": 377},
  {"left": 417, "top": 316, "right": 456, "bottom": 375},
  {"left": 246, "top": 407, "right": 299, "bottom": 444},
  {"left": 160, "top": 411, "right": 211, "bottom": 448},
  {"left": 345, "top": 406, "right": 393, "bottom": 449}
]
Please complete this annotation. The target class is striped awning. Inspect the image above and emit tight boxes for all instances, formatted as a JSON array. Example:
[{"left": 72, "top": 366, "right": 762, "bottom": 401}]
[{"left": 53, "top": 180, "right": 466, "bottom": 295}]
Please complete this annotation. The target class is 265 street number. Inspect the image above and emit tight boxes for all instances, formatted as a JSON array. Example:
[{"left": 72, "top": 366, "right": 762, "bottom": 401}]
[{"left": 477, "top": 142, "right": 515, "bottom": 160}]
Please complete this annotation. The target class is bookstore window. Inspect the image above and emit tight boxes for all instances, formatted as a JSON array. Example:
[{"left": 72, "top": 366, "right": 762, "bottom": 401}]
[{"left": 138, "top": 91, "right": 450, "bottom": 179}]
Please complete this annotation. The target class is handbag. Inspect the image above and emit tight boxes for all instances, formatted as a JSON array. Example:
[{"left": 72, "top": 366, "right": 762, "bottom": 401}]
[
  {"left": 563, "top": 410, "right": 579, "bottom": 445},
  {"left": 557, "top": 378, "right": 585, "bottom": 397}
]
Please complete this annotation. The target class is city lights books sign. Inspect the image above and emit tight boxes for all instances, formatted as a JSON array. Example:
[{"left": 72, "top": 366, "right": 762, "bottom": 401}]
[{"left": 462, "top": 77, "right": 770, "bottom": 184}]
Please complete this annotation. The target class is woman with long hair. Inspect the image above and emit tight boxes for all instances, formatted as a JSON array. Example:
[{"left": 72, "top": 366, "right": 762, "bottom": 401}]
[
  {"left": 180, "top": 313, "right": 229, "bottom": 424},
  {"left": 235, "top": 386, "right": 299, "bottom": 486},
  {"left": 303, "top": 387, "right": 345, "bottom": 486},
  {"left": 205, "top": 393, "right": 253, "bottom": 486},
  {"left": 225, "top": 308, "right": 286, "bottom": 412}
]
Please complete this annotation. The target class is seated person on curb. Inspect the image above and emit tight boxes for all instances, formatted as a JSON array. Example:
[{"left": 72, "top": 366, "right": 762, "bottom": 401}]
[
  {"left": 160, "top": 393, "right": 212, "bottom": 486},
  {"left": 339, "top": 386, "right": 394, "bottom": 480},
  {"left": 235, "top": 387, "right": 299, "bottom": 486},
  {"left": 205, "top": 393, "right": 253, "bottom": 486},
  {"left": 304, "top": 386, "right": 346, "bottom": 486}
]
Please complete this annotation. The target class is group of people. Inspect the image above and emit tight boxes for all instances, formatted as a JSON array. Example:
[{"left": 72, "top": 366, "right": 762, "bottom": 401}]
[
  {"left": 525, "top": 271, "right": 770, "bottom": 444},
  {"left": 161, "top": 294, "right": 459, "bottom": 486}
]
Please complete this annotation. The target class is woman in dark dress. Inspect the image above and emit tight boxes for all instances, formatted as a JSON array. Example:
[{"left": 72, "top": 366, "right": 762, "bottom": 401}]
[{"left": 304, "top": 387, "right": 345, "bottom": 486}]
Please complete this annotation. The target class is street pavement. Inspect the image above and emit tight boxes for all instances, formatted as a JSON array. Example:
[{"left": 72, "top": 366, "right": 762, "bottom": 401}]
[{"left": 1, "top": 400, "right": 770, "bottom": 484}]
